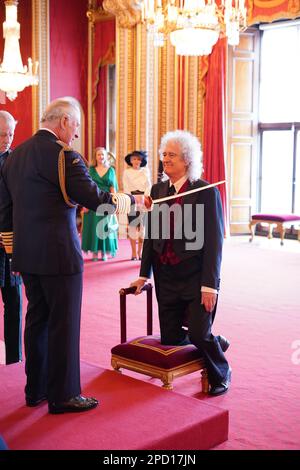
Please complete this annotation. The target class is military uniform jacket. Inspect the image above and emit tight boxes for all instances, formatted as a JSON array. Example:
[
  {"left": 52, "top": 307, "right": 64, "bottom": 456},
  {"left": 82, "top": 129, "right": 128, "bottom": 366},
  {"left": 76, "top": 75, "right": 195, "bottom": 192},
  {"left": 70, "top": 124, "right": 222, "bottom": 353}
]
[
  {"left": 140, "top": 179, "right": 224, "bottom": 290},
  {"left": 0, "top": 130, "right": 115, "bottom": 275},
  {"left": 0, "top": 149, "right": 21, "bottom": 287}
]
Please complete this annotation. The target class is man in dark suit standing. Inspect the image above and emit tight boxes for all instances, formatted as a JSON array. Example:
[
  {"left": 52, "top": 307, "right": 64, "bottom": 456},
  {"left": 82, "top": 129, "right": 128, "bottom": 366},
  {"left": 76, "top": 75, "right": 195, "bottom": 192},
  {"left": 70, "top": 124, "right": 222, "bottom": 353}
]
[
  {"left": 0, "top": 97, "right": 138, "bottom": 413},
  {"left": 0, "top": 111, "right": 22, "bottom": 365},
  {"left": 131, "top": 130, "right": 231, "bottom": 396}
]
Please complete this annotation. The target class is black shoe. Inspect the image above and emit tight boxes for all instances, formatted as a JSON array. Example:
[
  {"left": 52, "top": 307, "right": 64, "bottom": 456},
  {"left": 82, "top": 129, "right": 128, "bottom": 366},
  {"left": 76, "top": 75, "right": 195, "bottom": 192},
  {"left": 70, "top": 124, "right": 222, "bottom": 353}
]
[
  {"left": 209, "top": 368, "right": 232, "bottom": 397},
  {"left": 217, "top": 335, "right": 230, "bottom": 353},
  {"left": 26, "top": 395, "right": 47, "bottom": 407},
  {"left": 48, "top": 395, "right": 99, "bottom": 414}
]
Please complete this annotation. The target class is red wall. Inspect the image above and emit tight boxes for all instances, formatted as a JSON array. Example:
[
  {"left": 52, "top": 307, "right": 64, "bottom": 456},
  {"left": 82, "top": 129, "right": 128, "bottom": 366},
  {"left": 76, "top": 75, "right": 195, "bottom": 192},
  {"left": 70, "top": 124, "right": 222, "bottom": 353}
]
[
  {"left": 0, "top": 0, "right": 95, "bottom": 155},
  {"left": 0, "top": 0, "right": 33, "bottom": 148},
  {"left": 50, "top": 0, "right": 88, "bottom": 153}
]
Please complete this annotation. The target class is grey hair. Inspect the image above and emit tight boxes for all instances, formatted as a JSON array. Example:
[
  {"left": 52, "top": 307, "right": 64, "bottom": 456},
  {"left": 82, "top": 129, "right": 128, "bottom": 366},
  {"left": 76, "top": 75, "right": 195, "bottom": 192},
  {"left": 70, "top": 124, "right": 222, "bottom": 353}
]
[
  {"left": 0, "top": 110, "right": 17, "bottom": 128},
  {"left": 159, "top": 130, "right": 203, "bottom": 182},
  {"left": 41, "top": 97, "right": 80, "bottom": 123}
]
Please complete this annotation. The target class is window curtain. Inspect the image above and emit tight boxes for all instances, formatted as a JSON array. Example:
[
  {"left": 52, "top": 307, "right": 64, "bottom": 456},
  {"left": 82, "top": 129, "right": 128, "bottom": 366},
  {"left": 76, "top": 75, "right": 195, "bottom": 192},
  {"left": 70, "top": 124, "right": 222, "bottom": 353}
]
[
  {"left": 93, "top": 19, "right": 115, "bottom": 149},
  {"left": 203, "top": 37, "right": 228, "bottom": 235},
  {"left": 247, "top": 0, "right": 300, "bottom": 24}
]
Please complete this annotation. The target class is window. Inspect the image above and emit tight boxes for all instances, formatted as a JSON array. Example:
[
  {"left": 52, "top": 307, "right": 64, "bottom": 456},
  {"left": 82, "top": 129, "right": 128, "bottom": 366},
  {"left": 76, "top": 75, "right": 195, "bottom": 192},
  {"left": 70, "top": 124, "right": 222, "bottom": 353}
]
[{"left": 258, "top": 22, "right": 300, "bottom": 217}]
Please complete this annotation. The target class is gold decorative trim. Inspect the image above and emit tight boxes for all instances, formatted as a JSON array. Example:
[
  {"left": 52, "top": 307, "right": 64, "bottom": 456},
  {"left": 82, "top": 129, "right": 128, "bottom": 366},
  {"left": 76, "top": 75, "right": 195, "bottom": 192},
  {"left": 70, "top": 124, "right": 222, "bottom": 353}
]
[
  {"left": 138, "top": 23, "right": 148, "bottom": 150},
  {"left": 116, "top": 26, "right": 128, "bottom": 187},
  {"left": 145, "top": 30, "right": 157, "bottom": 181},
  {"left": 87, "top": 17, "right": 94, "bottom": 161},
  {"left": 112, "top": 354, "right": 208, "bottom": 391},
  {"left": 178, "top": 55, "right": 184, "bottom": 129},
  {"left": 174, "top": 51, "right": 179, "bottom": 130},
  {"left": 87, "top": 5, "right": 114, "bottom": 24},
  {"left": 92, "top": 42, "right": 116, "bottom": 103},
  {"left": 57, "top": 141, "right": 77, "bottom": 208},
  {"left": 31, "top": 0, "right": 49, "bottom": 133},
  {"left": 197, "top": 56, "right": 209, "bottom": 142},
  {"left": 126, "top": 28, "right": 136, "bottom": 153},
  {"left": 165, "top": 39, "right": 175, "bottom": 133},
  {"left": 187, "top": 56, "right": 198, "bottom": 135},
  {"left": 103, "top": 0, "right": 141, "bottom": 28},
  {"left": 184, "top": 56, "right": 189, "bottom": 131},
  {"left": 135, "top": 23, "right": 141, "bottom": 149},
  {"left": 247, "top": 0, "right": 300, "bottom": 24},
  {"left": 129, "top": 337, "right": 192, "bottom": 355},
  {"left": 160, "top": 40, "right": 167, "bottom": 139}
]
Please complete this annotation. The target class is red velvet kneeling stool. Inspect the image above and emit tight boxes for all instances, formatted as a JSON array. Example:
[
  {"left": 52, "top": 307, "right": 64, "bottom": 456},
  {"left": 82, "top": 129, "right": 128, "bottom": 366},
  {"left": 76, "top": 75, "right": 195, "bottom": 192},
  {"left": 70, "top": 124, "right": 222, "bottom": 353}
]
[
  {"left": 111, "top": 284, "right": 209, "bottom": 392},
  {"left": 249, "top": 213, "right": 300, "bottom": 245}
]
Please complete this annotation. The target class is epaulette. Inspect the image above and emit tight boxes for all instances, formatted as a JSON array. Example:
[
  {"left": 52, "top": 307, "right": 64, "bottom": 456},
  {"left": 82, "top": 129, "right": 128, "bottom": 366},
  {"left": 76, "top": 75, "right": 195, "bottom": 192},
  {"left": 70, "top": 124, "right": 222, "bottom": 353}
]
[{"left": 56, "top": 140, "right": 88, "bottom": 208}]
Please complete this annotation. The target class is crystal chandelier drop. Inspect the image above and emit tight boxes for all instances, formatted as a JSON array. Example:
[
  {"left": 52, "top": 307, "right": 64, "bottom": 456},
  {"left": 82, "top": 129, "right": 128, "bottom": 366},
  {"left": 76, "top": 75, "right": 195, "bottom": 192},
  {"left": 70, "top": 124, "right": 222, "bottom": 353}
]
[
  {"left": 0, "top": 0, "right": 39, "bottom": 101},
  {"left": 141, "top": 0, "right": 247, "bottom": 56}
]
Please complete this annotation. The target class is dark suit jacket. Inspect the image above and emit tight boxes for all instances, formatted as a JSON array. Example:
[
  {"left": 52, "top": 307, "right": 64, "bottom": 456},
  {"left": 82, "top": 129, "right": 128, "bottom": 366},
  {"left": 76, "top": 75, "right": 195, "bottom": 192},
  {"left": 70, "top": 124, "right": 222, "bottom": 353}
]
[
  {"left": 0, "top": 149, "right": 21, "bottom": 287},
  {"left": 0, "top": 130, "right": 116, "bottom": 275},
  {"left": 140, "top": 179, "right": 224, "bottom": 290}
]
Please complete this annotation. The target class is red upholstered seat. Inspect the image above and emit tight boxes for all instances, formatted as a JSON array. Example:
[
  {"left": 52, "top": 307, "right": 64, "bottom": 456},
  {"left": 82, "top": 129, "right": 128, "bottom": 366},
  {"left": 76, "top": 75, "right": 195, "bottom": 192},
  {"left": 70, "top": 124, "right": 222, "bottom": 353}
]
[
  {"left": 249, "top": 213, "right": 300, "bottom": 245},
  {"left": 112, "top": 335, "right": 203, "bottom": 369},
  {"left": 111, "top": 285, "right": 209, "bottom": 391},
  {"left": 252, "top": 214, "right": 300, "bottom": 223}
]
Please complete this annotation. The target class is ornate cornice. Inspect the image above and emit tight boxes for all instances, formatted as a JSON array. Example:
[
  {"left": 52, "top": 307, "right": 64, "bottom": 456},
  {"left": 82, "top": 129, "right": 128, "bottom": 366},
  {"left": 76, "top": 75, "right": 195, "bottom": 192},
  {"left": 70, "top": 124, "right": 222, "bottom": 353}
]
[
  {"left": 87, "top": 5, "right": 114, "bottom": 24},
  {"left": 103, "top": 0, "right": 142, "bottom": 28}
]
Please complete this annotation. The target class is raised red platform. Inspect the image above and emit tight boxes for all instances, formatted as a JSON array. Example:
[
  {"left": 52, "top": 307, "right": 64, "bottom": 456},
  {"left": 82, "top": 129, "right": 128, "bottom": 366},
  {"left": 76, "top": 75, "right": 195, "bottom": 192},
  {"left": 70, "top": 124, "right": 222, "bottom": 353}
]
[{"left": 0, "top": 362, "right": 228, "bottom": 450}]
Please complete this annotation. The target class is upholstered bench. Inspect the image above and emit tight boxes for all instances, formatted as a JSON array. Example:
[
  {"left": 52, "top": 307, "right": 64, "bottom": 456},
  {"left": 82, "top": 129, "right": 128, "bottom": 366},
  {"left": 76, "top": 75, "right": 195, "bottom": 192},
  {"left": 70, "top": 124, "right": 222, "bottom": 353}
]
[
  {"left": 249, "top": 214, "right": 300, "bottom": 245},
  {"left": 111, "top": 284, "right": 209, "bottom": 392}
]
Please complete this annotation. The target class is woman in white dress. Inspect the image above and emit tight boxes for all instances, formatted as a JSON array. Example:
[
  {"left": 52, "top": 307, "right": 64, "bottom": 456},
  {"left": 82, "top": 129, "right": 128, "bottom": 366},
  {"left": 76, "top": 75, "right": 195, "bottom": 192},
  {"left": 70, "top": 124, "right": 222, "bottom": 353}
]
[{"left": 123, "top": 150, "right": 151, "bottom": 260}]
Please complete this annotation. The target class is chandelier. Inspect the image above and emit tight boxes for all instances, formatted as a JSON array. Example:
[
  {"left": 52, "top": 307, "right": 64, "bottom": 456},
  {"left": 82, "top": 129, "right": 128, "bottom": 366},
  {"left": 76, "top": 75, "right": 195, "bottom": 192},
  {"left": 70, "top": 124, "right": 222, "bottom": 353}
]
[
  {"left": 0, "top": 0, "right": 39, "bottom": 101},
  {"left": 141, "top": 0, "right": 247, "bottom": 56}
]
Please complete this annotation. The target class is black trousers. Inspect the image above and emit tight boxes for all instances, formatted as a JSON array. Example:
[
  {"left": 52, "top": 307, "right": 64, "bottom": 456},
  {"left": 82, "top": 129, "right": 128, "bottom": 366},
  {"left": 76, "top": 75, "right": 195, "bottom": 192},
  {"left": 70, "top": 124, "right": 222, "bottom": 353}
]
[
  {"left": 22, "top": 272, "right": 82, "bottom": 403},
  {"left": 155, "top": 262, "right": 229, "bottom": 387},
  {"left": 1, "top": 283, "right": 22, "bottom": 365}
]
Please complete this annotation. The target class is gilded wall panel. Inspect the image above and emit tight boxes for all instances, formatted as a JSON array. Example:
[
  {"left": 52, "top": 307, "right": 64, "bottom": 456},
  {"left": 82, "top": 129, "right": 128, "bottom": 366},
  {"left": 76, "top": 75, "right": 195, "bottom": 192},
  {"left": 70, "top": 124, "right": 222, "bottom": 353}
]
[{"left": 32, "top": 0, "right": 50, "bottom": 133}]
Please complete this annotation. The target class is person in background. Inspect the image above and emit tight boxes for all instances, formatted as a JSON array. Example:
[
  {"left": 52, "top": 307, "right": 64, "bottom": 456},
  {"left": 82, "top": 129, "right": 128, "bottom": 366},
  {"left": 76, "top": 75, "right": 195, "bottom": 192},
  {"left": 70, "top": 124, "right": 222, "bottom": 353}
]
[
  {"left": 0, "top": 110, "right": 22, "bottom": 365},
  {"left": 131, "top": 130, "right": 231, "bottom": 397},
  {"left": 81, "top": 147, "right": 118, "bottom": 261},
  {"left": 123, "top": 150, "right": 151, "bottom": 260}
]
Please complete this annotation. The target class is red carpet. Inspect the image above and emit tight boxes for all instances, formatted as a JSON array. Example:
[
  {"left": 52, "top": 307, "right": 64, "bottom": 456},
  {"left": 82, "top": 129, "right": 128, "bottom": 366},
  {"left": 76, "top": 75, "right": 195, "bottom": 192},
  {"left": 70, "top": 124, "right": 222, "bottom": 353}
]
[
  {"left": 0, "top": 361, "right": 228, "bottom": 450},
  {"left": 79, "top": 238, "right": 300, "bottom": 450},
  {"left": 1, "top": 236, "right": 300, "bottom": 449}
]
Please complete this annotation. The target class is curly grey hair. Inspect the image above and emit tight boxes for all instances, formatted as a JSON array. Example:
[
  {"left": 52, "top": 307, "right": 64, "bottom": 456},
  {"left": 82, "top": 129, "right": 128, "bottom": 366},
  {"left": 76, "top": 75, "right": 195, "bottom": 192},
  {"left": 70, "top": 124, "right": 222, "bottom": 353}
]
[{"left": 159, "top": 130, "right": 203, "bottom": 182}]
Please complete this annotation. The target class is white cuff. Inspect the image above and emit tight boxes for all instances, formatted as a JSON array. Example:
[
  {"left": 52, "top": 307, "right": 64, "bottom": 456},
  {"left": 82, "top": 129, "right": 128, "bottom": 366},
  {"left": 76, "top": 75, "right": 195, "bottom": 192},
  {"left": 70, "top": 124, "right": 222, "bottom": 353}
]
[{"left": 201, "top": 286, "right": 218, "bottom": 294}]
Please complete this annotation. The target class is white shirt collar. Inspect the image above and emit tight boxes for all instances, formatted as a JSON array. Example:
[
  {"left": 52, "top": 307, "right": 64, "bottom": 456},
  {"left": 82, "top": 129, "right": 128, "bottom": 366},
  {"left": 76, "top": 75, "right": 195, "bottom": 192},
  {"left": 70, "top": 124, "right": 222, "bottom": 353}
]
[{"left": 169, "top": 175, "right": 188, "bottom": 194}]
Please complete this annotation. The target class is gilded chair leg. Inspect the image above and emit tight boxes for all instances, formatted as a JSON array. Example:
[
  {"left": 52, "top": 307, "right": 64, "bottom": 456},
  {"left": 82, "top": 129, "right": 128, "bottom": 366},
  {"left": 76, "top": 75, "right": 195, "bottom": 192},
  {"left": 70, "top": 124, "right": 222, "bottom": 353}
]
[
  {"left": 161, "top": 374, "right": 173, "bottom": 390},
  {"left": 278, "top": 223, "right": 285, "bottom": 246},
  {"left": 111, "top": 358, "right": 122, "bottom": 373},
  {"left": 201, "top": 369, "right": 209, "bottom": 394},
  {"left": 268, "top": 224, "right": 273, "bottom": 239},
  {"left": 249, "top": 221, "right": 255, "bottom": 242}
]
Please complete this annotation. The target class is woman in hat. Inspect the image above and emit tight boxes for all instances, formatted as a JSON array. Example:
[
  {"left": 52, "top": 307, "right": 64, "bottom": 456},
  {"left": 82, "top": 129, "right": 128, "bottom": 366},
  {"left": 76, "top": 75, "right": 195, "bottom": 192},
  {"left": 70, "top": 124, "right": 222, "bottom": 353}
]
[
  {"left": 81, "top": 147, "right": 118, "bottom": 261},
  {"left": 123, "top": 150, "right": 151, "bottom": 260}
]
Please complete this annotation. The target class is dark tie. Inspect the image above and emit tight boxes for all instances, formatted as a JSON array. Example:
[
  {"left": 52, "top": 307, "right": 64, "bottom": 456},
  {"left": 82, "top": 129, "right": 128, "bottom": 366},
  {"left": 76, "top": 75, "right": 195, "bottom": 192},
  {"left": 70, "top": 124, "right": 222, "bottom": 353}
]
[{"left": 168, "top": 184, "right": 176, "bottom": 196}]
